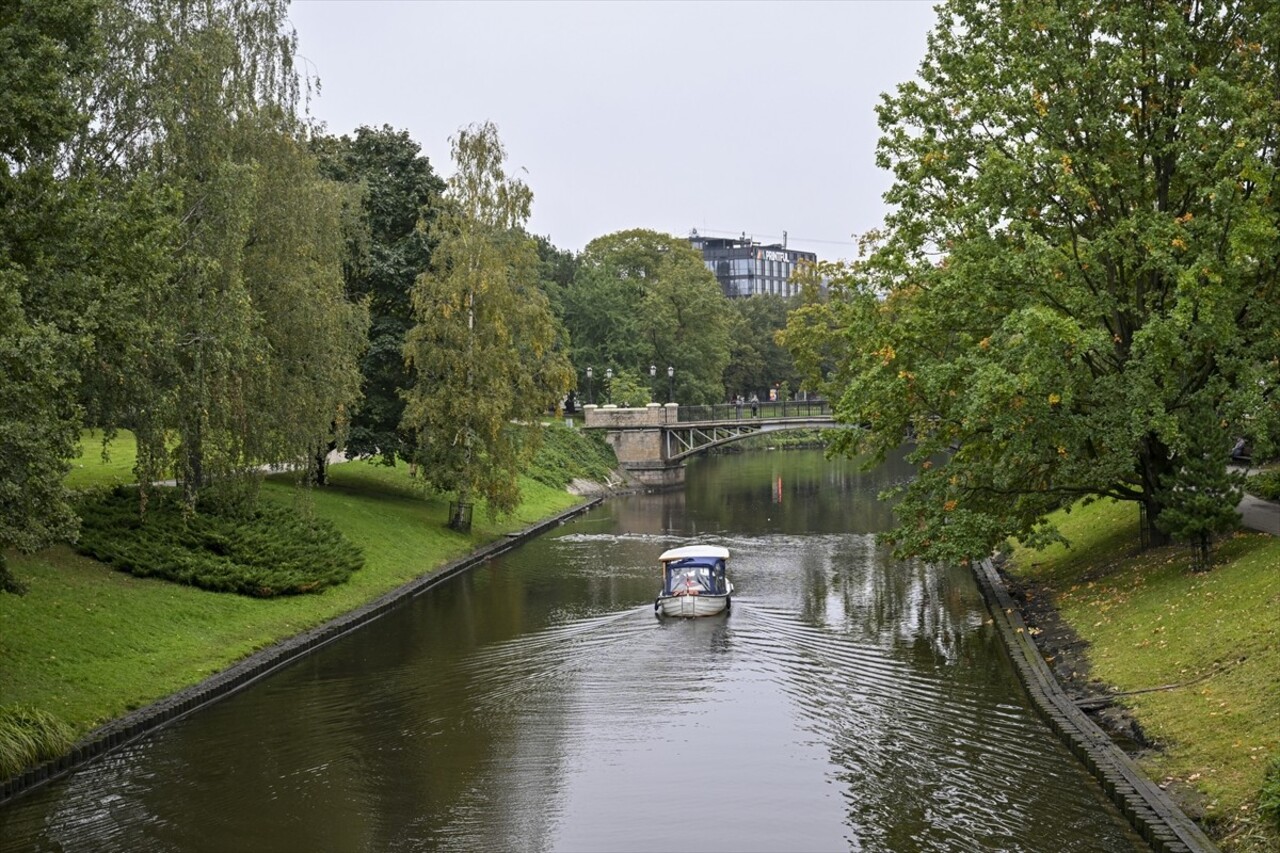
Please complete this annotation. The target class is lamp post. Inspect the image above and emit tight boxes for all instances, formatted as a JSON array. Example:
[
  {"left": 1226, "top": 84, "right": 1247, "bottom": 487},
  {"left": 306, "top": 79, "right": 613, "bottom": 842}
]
[
  {"left": 667, "top": 365, "right": 674, "bottom": 403},
  {"left": 605, "top": 368, "right": 612, "bottom": 404},
  {"left": 649, "top": 364, "right": 656, "bottom": 401},
  {"left": 585, "top": 366, "right": 593, "bottom": 405}
]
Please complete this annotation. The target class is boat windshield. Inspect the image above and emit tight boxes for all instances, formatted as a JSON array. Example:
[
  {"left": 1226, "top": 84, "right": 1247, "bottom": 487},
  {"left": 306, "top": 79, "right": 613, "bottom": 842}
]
[{"left": 663, "top": 559, "right": 726, "bottom": 595}]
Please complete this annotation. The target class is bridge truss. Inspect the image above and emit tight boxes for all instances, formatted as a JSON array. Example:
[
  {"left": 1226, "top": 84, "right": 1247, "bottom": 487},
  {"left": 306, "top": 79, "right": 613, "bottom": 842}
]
[{"left": 663, "top": 418, "right": 835, "bottom": 462}]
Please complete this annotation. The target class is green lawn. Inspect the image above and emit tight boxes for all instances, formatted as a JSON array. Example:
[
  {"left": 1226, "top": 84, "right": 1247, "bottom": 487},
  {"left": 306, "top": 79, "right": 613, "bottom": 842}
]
[
  {"left": 65, "top": 429, "right": 141, "bottom": 489},
  {"left": 1, "top": 457, "right": 582, "bottom": 739},
  {"left": 1009, "top": 499, "right": 1280, "bottom": 852}
]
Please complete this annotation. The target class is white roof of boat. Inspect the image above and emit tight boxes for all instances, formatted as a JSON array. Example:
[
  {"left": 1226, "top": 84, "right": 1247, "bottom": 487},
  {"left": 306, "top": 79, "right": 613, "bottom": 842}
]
[{"left": 659, "top": 545, "right": 730, "bottom": 563}]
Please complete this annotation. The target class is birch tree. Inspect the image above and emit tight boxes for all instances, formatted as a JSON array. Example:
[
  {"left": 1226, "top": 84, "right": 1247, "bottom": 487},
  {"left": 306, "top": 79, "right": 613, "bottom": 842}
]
[{"left": 403, "top": 122, "right": 572, "bottom": 529}]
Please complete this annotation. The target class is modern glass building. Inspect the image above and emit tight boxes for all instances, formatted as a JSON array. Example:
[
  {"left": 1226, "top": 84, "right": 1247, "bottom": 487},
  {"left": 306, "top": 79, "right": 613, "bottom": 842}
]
[{"left": 688, "top": 231, "right": 818, "bottom": 298}]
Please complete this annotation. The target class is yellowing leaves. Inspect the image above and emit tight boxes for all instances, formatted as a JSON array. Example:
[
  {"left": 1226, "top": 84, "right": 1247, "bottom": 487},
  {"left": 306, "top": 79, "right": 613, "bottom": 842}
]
[{"left": 1033, "top": 90, "right": 1049, "bottom": 117}]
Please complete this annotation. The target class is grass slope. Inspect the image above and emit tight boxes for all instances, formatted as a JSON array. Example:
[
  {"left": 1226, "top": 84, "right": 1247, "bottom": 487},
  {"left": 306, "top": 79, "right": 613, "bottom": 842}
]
[{"left": 1009, "top": 498, "right": 1280, "bottom": 852}]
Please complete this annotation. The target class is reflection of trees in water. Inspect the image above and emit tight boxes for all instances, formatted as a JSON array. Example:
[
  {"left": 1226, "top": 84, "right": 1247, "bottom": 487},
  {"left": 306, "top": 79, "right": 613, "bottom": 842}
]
[
  {"left": 768, "top": 535, "right": 1129, "bottom": 852},
  {"left": 687, "top": 448, "right": 917, "bottom": 536}
]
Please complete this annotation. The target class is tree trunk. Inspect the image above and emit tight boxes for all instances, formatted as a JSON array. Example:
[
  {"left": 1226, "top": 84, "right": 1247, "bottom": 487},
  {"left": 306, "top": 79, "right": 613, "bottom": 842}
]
[
  {"left": 1138, "top": 432, "right": 1173, "bottom": 549},
  {"left": 310, "top": 442, "right": 332, "bottom": 487},
  {"left": 449, "top": 480, "right": 473, "bottom": 532},
  {"left": 182, "top": 415, "right": 204, "bottom": 508}
]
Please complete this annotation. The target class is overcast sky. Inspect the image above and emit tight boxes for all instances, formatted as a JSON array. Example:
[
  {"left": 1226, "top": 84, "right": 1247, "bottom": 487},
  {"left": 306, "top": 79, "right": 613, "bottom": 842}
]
[{"left": 287, "top": 0, "right": 940, "bottom": 260}]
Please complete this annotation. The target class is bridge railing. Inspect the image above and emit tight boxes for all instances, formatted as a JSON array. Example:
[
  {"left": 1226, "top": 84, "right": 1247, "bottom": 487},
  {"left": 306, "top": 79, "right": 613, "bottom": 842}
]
[{"left": 675, "top": 399, "right": 832, "bottom": 423}]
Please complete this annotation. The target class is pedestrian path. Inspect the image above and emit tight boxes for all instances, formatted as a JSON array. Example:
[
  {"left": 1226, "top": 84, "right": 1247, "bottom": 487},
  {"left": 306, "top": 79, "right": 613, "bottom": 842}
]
[
  {"left": 1233, "top": 464, "right": 1279, "bottom": 535},
  {"left": 1238, "top": 492, "right": 1279, "bottom": 535}
]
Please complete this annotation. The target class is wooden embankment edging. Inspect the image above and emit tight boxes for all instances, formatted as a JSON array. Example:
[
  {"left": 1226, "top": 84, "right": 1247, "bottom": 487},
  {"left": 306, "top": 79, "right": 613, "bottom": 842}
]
[{"left": 973, "top": 558, "right": 1219, "bottom": 853}]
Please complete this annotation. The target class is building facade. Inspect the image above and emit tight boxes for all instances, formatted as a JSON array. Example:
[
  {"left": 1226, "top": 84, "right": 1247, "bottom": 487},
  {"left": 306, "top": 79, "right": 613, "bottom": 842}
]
[{"left": 688, "top": 231, "right": 817, "bottom": 298}]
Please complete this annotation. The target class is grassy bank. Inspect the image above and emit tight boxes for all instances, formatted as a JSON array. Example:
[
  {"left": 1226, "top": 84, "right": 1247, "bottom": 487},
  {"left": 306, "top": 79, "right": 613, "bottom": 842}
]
[
  {"left": 0, "top": 426, "right": 607, "bottom": 777},
  {"left": 1007, "top": 498, "right": 1280, "bottom": 852}
]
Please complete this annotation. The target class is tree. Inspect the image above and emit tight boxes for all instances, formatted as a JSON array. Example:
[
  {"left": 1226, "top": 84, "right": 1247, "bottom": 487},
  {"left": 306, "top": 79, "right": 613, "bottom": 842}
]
[
  {"left": 402, "top": 122, "right": 573, "bottom": 529},
  {"left": 787, "top": 0, "right": 1280, "bottom": 564},
  {"left": 312, "top": 126, "right": 445, "bottom": 468},
  {"left": 1154, "top": 392, "right": 1245, "bottom": 570},
  {"left": 724, "top": 293, "right": 802, "bottom": 401},
  {"left": 603, "top": 370, "right": 651, "bottom": 407},
  {"left": 73, "top": 0, "right": 365, "bottom": 506},
  {"left": 236, "top": 124, "right": 369, "bottom": 485},
  {"left": 565, "top": 229, "right": 732, "bottom": 405},
  {"left": 0, "top": 0, "right": 100, "bottom": 592}
]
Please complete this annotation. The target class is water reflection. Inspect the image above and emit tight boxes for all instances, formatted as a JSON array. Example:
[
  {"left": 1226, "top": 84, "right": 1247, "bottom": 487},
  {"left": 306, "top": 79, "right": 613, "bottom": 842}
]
[{"left": 0, "top": 450, "right": 1146, "bottom": 852}]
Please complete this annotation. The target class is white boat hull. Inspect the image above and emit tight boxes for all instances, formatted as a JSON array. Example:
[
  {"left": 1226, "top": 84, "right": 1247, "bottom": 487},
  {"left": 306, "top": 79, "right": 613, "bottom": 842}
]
[{"left": 655, "top": 584, "right": 733, "bottom": 618}]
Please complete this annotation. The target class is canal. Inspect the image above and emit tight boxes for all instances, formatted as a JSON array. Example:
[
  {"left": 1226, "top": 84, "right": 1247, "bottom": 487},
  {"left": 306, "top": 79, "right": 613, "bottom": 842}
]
[{"left": 0, "top": 449, "right": 1148, "bottom": 852}]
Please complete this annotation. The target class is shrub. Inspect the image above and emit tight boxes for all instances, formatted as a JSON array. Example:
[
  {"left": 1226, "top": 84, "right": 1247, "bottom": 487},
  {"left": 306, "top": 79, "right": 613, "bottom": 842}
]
[
  {"left": 528, "top": 423, "right": 617, "bottom": 488},
  {"left": 74, "top": 486, "right": 363, "bottom": 597},
  {"left": 1246, "top": 469, "right": 1280, "bottom": 502},
  {"left": 0, "top": 705, "right": 73, "bottom": 780}
]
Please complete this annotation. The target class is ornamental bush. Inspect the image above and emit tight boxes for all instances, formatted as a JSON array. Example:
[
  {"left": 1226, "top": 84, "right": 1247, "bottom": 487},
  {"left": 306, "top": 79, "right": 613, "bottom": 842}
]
[
  {"left": 1246, "top": 469, "right": 1280, "bottom": 502},
  {"left": 75, "top": 486, "right": 363, "bottom": 597}
]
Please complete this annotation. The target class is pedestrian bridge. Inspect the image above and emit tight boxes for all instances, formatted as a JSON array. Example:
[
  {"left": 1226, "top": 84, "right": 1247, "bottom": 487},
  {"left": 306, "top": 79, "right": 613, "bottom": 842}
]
[{"left": 582, "top": 401, "right": 838, "bottom": 488}]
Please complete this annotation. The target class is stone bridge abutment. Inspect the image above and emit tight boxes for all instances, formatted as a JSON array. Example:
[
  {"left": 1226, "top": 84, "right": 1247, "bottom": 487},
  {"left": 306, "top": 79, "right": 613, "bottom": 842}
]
[{"left": 584, "top": 403, "right": 684, "bottom": 489}]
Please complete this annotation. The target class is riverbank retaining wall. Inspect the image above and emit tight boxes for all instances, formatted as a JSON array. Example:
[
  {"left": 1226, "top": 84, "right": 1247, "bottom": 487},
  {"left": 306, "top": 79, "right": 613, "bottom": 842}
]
[
  {"left": 973, "top": 558, "right": 1219, "bottom": 853},
  {"left": 0, "top": 497, "right": 604, "bottom": 807}
]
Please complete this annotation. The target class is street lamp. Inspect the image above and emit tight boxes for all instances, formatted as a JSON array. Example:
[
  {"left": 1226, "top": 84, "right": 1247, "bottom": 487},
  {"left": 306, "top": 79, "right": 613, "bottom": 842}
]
[
  {"left": 605, "top": 368, "right": 612, "bottom": 404},
  {"left": 649, "top": 364, "right": 656, "bottom": 401},
  {"left": 585, "top": 366, "right": 593, "bottom": 405},
  {"left": 667, "top": 365, "right": 674, "bottom": 403}
]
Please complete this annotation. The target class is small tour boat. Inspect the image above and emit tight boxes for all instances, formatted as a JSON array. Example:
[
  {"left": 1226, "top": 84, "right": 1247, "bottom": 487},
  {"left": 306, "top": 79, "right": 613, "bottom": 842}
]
[{"left": 655, "top": 545, "right": 733, "bottom": 618}]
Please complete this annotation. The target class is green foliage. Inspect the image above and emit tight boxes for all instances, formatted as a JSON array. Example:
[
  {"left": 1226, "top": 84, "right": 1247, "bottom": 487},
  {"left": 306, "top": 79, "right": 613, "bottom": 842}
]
[
  {"left": 311, "top": 125, "right": 446, "bottom": 468},
  {"left": 791, "top": 0, "right": 1280, "bottom": 564},
  {"left": 1246, "top": 469, "right": 1280, "bottom": 501},
  {"left": 604, "top": 369, "right": 651, "bottom": 407},
  {"left": 527, "top": 423, "right": 617, "bottom": 488},
  {"left": 402, "top": 122, "right": 574, "bottom": 527},
  {"left": 67, "top": 0, "right": 367, "bottom": 505},
  {"left": 0, "top": 0, "right": 107, "bottom": 587},
  {"left": 0, "top": 705, "right": 73, "bottom": 780},
  {"left": 565, "top": 229, "right": 733, "bottom": 405},
  {"left": 1155, "top": 398, "right": 1246, "bottom": 569},
  {"left": 74, "top": 486, "right": 363, "bottom": 596},
  {"left": 724, "top": 294, "right": 802, "bottom": 401}
]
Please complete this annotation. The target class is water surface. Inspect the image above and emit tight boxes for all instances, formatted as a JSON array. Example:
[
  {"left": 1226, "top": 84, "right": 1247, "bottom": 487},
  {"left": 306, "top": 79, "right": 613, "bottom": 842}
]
[{"left": 0, "top": 449, "right": 1146, "bottom": 852}]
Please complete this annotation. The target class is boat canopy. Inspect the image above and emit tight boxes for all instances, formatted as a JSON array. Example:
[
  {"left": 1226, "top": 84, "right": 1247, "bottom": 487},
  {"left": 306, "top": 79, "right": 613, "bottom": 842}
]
[
  {"left": 660, "top": 553, "right": 729, "bottom": 596},
  {"left": 659, "top": 545, "right": 730, "bottom": 564}
]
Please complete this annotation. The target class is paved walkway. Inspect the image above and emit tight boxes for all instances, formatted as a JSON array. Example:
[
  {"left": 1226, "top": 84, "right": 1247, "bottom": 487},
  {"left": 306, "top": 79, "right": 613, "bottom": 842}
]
[
  {"left": 1239, "top": 492, "right": 1279, "bottom": 535},
  {"left": 1232, "top": 464, "right": 1279, "bottom": 536}
]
